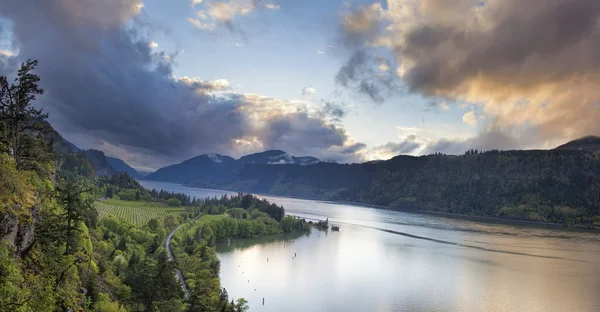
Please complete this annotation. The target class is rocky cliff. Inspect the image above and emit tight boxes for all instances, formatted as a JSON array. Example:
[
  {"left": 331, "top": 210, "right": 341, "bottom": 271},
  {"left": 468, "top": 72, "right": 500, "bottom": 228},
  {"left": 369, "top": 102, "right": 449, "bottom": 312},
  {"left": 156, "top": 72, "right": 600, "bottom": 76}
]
[{"left": 0, "top": 203, "right": 39, "bottom": 255}]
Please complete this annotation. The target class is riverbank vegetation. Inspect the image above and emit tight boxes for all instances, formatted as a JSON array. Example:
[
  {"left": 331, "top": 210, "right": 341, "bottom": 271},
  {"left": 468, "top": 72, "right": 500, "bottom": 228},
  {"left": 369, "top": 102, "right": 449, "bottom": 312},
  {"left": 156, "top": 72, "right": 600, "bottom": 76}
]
[
  {"left": 168, "top": 194, "right": 310, "bottom": 311},
  {"left": 194, "top": 150, "right": 600, "bottom": 227},
  {"left": 0, "top": 60, "right": 284, "bottom": 311}
]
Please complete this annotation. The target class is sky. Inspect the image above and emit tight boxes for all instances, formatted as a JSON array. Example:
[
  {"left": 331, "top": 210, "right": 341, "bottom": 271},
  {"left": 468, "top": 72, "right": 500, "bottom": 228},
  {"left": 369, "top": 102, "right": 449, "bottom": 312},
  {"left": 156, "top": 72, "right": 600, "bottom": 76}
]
[{"left": 1, "top": 0, "right": 599, "bottom": 171}]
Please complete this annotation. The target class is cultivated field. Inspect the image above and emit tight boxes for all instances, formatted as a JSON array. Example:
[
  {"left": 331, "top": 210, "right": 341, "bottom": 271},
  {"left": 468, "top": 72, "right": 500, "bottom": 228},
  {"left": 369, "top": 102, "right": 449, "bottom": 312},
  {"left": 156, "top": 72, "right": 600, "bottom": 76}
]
[{"left": 95, "top": 200, "right": 185, "bottom": 226}]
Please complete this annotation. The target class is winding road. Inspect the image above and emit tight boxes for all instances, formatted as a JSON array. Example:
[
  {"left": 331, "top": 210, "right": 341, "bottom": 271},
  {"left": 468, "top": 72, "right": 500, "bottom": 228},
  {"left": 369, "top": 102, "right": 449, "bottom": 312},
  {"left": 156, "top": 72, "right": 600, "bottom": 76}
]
[{"left": 165, "top": 224, "right": 191, "bottom": 300}]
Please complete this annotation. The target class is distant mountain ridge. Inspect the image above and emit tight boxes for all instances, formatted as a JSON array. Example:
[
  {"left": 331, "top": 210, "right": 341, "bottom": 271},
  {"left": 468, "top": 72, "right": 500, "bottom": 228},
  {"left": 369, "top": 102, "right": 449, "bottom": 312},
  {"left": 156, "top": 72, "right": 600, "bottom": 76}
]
[
  {"left": 239, "top": 150, "right": 320, "bottom": 166},
  {"left": 83, "top": 150, "right": 117, "bottom": 177},
  {"left": 106, "top": 156, "right": 142, "bottom": 179},
  {"left": 144, "top": 136, "right": 600, "bottom": 225},
  {"left": 555, "top": 136, "right": 600, "bottom": 151},
  {"left": 147, "top": 153, "right": 240, "bottom": 185},
  {"left": 52, "top": 135, "right": 141, "bottom": 178},
  {"left": 144, "top": 150, "right": 323, "bottom": 184}
]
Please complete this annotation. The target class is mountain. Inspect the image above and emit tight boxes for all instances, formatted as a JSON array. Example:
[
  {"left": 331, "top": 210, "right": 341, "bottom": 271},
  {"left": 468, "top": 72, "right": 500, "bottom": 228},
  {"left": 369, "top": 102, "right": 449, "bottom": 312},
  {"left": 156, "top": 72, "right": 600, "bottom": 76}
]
[
  {"left": 145, "top": 153, "right": 240, "bottom": 185},
  {"left": 555, "top": 136, "right": 600, "bottom": 151},
  {"left": 52, "top": 131, "right": 96, "bottom": 178},
  {"left": 145, "top": 151, "right": 321, "bottom": 185},
  {"left": 224, "top": 162, "right": 372, "bottom": 199},
  {"left": 65, "top": 140, "right": 80, "bottom": 153},
  {"left": 84, "top": 149, "right": 117, "bottom": 177},
  {"left": 218, "top": 149, "right": 600, "bottom": 224},
  {"left": 239, "top": 150, "right": 320, "bottom": 166},
  {"left": 142, "top": 138, "right": 600, "bottom": 225},
  {"left": 106, "top": 156, "right": 140, "bottom": 178},
  {"left": 52, "top": 133, "right": 141, "bottom": 179}
]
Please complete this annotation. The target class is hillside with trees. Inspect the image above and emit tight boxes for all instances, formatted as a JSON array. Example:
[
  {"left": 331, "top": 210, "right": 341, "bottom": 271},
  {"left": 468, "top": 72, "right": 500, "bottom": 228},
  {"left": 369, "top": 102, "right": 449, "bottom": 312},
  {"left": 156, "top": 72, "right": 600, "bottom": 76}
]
[
  {"left": 209, "top": 150, "right": 600, "bottom": 226},
  {"left": 1, "top": 60, "right": 312, "bottom": 311}
]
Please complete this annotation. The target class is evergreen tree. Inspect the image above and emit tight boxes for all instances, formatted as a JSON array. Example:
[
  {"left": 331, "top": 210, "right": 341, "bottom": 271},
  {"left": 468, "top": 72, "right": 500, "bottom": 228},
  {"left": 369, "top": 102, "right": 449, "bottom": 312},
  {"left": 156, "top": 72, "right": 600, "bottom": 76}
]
[
  {"left": 55, "top": 180, "right": 97, "bottom": 255},
  {"left": 0, "top": 60, "right": 47, "bottom": 170}
]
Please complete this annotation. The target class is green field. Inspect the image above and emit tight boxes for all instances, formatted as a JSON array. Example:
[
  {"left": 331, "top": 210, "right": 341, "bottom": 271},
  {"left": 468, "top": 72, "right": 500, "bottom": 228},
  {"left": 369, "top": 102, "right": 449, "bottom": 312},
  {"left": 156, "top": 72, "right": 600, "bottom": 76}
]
[{"left": 95, "top": 200, "right": 185, "bottom": 226}]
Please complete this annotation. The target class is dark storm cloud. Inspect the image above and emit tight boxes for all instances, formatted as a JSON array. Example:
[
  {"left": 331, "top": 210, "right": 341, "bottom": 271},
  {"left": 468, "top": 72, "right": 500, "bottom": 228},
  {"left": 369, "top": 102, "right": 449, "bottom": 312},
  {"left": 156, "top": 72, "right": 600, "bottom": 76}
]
[
  {"left": 334, "top": 3, "right": 401, "bottom": 103},
  {"left": 338, "top": 2, "right": 383, "bottom": 49},
  {"left": 399, "top": 0, "right": 600, "bottom": 96},
  {"left": 335, "top": 50, "right": 398, "bottom": 103},
  {"left": 336, "top": 0, "right": 600, "bottom": 148},
  {"left": 0, "top": 0, "right": 364, "bottom": 169},
  {"left": 319, "top": 101, "right": 348, "bottom": 122}
]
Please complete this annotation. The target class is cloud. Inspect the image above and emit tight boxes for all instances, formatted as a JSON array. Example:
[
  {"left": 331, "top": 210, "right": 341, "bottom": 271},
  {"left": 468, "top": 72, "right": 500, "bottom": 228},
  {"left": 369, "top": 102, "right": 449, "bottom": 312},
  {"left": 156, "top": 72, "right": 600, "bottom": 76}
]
[
  {"left": 318, "top": 101, "right": 348, "bottom": 123},
  {"left": 377, "top": 63, "right": 389, "bottom": 72},
  {"left": 339, "top": 2, "right": 383, "bottom": 48},
  {"left": 440, "top": 102, "right": 449, "bottom": 111},
  {"left": 462, "top": 111, "right": 477, "bottom": 127},
  {"left": 0, "top": 0, "right": 364, "bottom": 170},
  {"left": 316, "top": 50, "right": 325, "bottom": 54},
  {"left": 302, "top": 87, "right": 316, "bottom": 96},
  {"left": 369, "top": 137, "right": 422, "bottom": 159},
  {"left": 192, "top": 0, "right": 204, "bottom": 5},
  {"left": 367, "top": 125, "right": 535, "bottom": 159},
  {"left": 177, "top": 76, "right": 231, "bottom": 92},
  {"left": 0, "top": 49, "right": 15, "bottom": 57},
  {"left": 425, "top": 100, "right": 450, "bottom": 112},
  {"left": 335, "top": 0, "right": 600, "bottom": 149},
  {"left": 189, "top": 0, "right": 279, "bottom": 33},
  {"left": 334, "top": 50, "right": 398, "bottom": 103},
  {"left": 187, "top": 17, "right": 216, "bottom": 31},
  {"left": 421, "top": 129, "right": 534, "bottom": 155},
  {"left": 365, "top": 126, "right": 428, "bottom": 160}
]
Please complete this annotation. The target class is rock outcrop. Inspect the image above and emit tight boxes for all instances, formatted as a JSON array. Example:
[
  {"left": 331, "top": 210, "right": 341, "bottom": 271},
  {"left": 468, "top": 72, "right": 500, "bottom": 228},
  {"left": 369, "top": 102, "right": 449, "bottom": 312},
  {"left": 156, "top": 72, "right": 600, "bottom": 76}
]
[{"left": 0, "top": 204, "right": 39, "bottom": 255}]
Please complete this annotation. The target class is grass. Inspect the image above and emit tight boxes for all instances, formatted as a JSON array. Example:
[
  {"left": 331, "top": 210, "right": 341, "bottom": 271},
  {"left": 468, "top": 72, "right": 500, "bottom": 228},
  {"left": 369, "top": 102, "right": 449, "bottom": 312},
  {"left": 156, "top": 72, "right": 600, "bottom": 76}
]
[
  {"left": 95, "top": 200, "right": 185, "bottom": 226},
  {"left": 103, "top": 198, "right": 167, "bottom": 207}
]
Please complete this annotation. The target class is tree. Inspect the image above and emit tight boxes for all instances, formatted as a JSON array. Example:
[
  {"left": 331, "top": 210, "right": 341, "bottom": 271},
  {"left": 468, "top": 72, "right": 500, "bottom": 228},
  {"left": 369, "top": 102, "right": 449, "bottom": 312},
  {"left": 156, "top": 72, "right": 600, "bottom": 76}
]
[
  {"left": 0, "top": 60, "right": 47, "bottom": 170},
  {"left": 166, "top": 198, "right": 181, "bottom": 207},
  {"left": 105, "top": 187, "right": 113, "bottom": 198},
  {"left": 0, "top": 243, "right": 27, "bottom": 312},
  {"left": 235, "top": 298, "right": 249, "bottom": 312},
  {"left": 164, "top": 214, "right": 180, "bottom": 231},
  {"left": 55, "top": 180, "right": 97, "bottom": 255}
]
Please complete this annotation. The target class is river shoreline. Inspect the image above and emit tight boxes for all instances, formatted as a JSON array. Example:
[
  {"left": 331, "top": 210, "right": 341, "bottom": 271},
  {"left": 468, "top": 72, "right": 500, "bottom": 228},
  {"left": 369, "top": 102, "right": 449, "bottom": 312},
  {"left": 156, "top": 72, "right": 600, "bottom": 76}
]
[{"left": 141, "top": 180, "right": 598, "bottom": 231}]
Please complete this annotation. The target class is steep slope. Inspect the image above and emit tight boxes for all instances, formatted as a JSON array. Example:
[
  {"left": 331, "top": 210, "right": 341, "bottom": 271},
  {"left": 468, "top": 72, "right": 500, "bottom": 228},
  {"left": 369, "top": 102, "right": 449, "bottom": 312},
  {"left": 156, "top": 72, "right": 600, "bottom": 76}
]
[
  {"left": 145, "top": 154, "right": 240, "bottom": 185},
  {"left": 106, "top": 156, "right": 140, "bottom": 178},
  {"left": 218, "top": 150, "right": 600, "bottom": 224},
  {"left": 84, "top": 149, "right": 117, "bottom": 177},
  {"left": 223, "top": 162, "right": 373, "bottom": 198},
  {"left": 65, "top": 140, "right": 80, "bottom": 153},
  {"left": 555, "top": 136, "right": 600, "bottom": 151},
  {"left": 52, "top": 132, "right": 96, "bottom": 178},
  {"left": 239, "top": 150, "right": 320, "bottom": 165}
]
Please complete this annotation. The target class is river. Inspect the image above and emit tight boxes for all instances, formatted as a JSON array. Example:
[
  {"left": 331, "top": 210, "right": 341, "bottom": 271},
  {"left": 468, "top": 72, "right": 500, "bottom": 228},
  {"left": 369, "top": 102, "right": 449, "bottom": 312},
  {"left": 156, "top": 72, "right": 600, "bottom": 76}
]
[{"left": 139, "top": 180, "right": 600, "bottom": 312}]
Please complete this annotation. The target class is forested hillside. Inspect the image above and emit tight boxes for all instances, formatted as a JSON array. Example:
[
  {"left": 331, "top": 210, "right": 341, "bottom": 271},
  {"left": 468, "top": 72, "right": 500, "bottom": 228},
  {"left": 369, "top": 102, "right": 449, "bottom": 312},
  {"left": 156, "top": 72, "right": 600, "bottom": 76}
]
[
  {"left": 1, "top": 60, "right": 313, "bottom": 311},
  {"left": 208, "top": 150, "right": 600, "bottom": 226},
  {"left": 342, "top": 150, "right": 600, "bottom": 225}
]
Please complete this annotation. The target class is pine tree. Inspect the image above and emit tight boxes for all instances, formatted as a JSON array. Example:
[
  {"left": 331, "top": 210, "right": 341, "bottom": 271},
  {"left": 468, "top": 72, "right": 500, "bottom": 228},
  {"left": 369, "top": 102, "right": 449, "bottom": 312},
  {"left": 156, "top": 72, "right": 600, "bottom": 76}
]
[{"left": 0, "top": 60, "right": 47, "bottom": 170}]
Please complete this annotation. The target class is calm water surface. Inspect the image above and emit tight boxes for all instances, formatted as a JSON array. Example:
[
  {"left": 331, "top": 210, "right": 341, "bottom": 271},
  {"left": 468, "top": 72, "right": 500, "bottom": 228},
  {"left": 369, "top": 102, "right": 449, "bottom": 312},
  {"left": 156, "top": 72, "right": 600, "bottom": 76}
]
[{"left": 139, "top": 181, "right": 600, "bottom": 312}]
